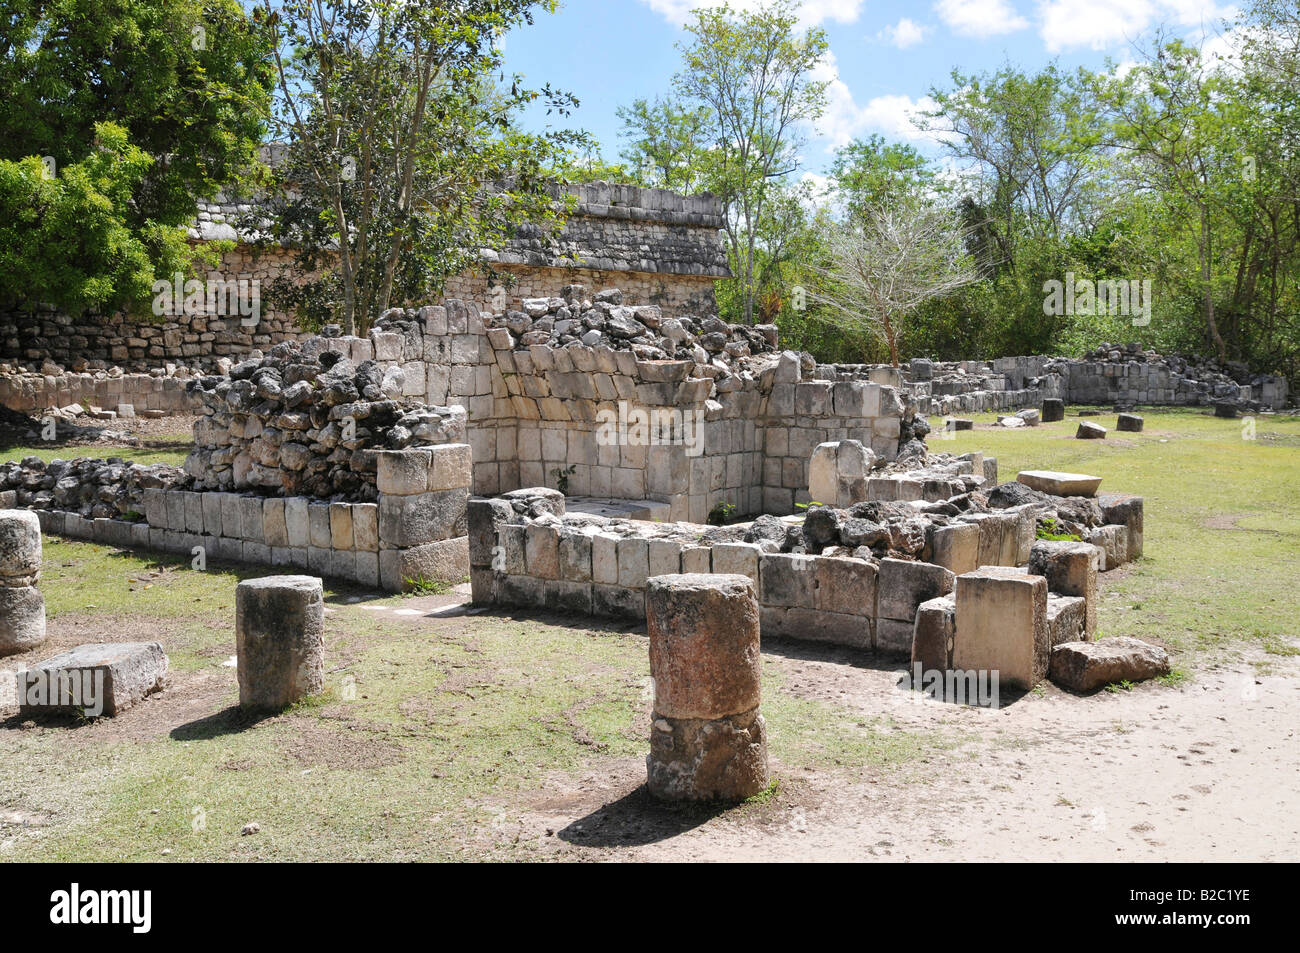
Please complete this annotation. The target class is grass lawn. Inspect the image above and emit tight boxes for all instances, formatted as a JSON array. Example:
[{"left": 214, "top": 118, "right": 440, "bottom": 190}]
[
  {"left": 1, "top": 434, "right": 192, "bottom": 468},
  {"left": 942, "top": 407, "right": 1300, "bottom": 663},
  {"left": 1, "top": 405, "right": 1297, "bottom": 861}
]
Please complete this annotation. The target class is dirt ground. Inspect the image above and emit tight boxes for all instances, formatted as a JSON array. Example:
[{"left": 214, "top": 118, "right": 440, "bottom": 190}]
[
  {"left": 492, "top": 639, "right": 1300, "bottom": 862},
  {"left": 3, "top": 585, "right": 1297, "bottom": 862}
]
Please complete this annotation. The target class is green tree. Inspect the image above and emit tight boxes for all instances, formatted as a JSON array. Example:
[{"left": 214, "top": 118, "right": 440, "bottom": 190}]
[
  {"left": 0, "top": 0, "right": 272, "bottom": 298},
  {"left": 672, "top": 0, "right": 829, "bottom": 325},
  {"left": 616, "top": 96, "right": 712, "bottom": 193},
  {"left": 0, "top": 123, "right": 196, "bottom": 312},
  {"left": 829, "top": 135, "right": 942, "bottom": 222},
  {"left": 258, "top": 0, "right": 583, "bottom": 335}
]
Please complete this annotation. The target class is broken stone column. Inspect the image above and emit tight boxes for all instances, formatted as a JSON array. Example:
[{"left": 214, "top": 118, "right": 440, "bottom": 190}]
[
  {"left": 1041, "top": 398, "right": 1065, "bottom": 422},
  {"left": 645, "top": 573, "right": 768, "bottom": 801},
  {"left": 0, "top": 509, "right": 46, "bottom": 655},
  {"left": 1116, "top": 413, "right": 1144, "bottom": 432},
  {"left": 235, "top": 575, "right": 325, "bottom": 709}
]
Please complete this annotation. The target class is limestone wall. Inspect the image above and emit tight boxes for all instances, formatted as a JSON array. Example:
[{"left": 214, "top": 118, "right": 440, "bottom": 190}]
[
  {"left": 342, "top": 295, "right": 913, "bottom": 520},
  {"left": 0, "top": 369, "right": 203, "bottom": 416},
  {"left": 15, "top": 444, "right": 471, "bottom": 593},
  {"left": 0, "top": 181, "right": 729, "bottom": 377}
]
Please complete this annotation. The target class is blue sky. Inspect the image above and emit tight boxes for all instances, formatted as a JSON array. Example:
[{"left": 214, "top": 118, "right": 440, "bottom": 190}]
[{"left": 503, "top": 0, "right": 1239, "bottom": 177}]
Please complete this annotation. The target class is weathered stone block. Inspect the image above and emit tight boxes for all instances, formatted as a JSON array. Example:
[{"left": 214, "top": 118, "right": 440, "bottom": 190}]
[
  {"left": 377, "top": 488, "right": 468, "bottom": 548},
  {"left": 17, "top": 641, "right": 166, "bottom": 716},
  {"left": 381, "top": 537, "right": 469, "bottom": 592},
  {"left": 912, "top": 595, "right": 956, "bottom": 672},
  {"left": 812, "top": 555, "right": 875, "bottom": 615},
  {"left": 616, "top": 536, "right": 650, "bottom": 589},
  {"left": 1049, "top": 637, "right": 1170, "bottom": 693},
  {"left": 308, "top": 503, "right": 332, "bottom": 549},
  {"left": 240, "top": 496, "right": 265, "bottom": 543},
  {"left": 284, "top": 497, "right": 310, "bottom": 548},
  {"left": 710, "top": 541, "right": 760, "bottom": 584},
  {"left": 878, "top": 558, "right": 955, "bottom": 622},
  {"left": 1085, "top": 524, "right": 1128, "bottom": 571},
  {"left": 376, "top": 449, "right": 432, "bottom": 496},
  {"left": 428, "top": 443, "right": 472, "bottom": 492},
  {"left": 1028, "top": 540, "right": 1100, "bottom": 639},
  {"left": 557, "top": 531, "right": 593, "bottom": 582},
  {"left": 927, "top": 522, "right": 980, "bottom": 575},
  {"left": 1098, "top": 493, "right": 1144, "bottom": 561},
  {"left": 954, "top": 568, "right": 1049, "bottom": 691},
  {"left": 328, "top": 503, "right": 355, "bottom": 550},
  {"left": 1016, "top": 470, "right": 1102, "bottom": 497},
  {"left": 263, "top": 498, "right": 289, "bottom": 548},
  {"left": 759, "top": 552, "right": 816, "bottom": 608},
  {"left": 524, "top": 522, "right": 560, "bottom": 579},
  {"left": 647, "top": 537, "right": 682, "bottom": 578},
  {"left": 1046, "top": 594, "right": 1087, "bottom": 646}
]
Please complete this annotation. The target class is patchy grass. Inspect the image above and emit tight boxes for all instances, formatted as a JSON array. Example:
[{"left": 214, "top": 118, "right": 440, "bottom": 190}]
[
  {"left": 3, "top": 542, "right": 941, "bottom": 861},
  {"left": 1, "top": 436, "right": 192, "bottom": 468},
  {"left": 2, "top": 406, "right": 1296, "bottom": 860},
  {"left": 944, "top": 407, "right": 1300, "bottom": 659}
]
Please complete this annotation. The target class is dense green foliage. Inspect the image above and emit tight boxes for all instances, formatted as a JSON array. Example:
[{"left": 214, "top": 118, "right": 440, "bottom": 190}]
[
  {"left": 604, "top": 0, "right": 1300, "bottom": 384},
  {"left": 0, "top": 0, "right": 272, "bottom": 312},
  {"left": 255, "top": 0, "right": 583, "bottom": 335}
]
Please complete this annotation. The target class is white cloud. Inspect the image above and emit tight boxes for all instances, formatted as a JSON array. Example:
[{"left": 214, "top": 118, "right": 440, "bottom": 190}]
[
  {"left": 880, "top": 18, "right": 928, "bottom": 49},
  {"left": 811, "top": 52, "right": 942, "bottom": 150},
  {"left": 1036, "top": 0, "right": 1238, "bottom": 53},
  {"left": 639, "top": 0, "right": 867, "bottom": 28},
  {"left": 934, "top": 0, "right": 1030, "bottom": 37}
]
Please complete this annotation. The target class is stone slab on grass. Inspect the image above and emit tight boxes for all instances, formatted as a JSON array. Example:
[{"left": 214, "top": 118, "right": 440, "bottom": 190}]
[{"left": 18, "top": 641, "right": 167, "bottom": 717}]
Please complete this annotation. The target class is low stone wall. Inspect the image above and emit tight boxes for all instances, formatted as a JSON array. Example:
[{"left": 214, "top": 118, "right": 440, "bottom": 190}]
[
  {"left": 13, "top": 444, "right": 470, "bottom": 593},
  {"left": 0, "top": 369, "right": 203, "bottom": 416},
  {"left": 467, "top": 476, "right": 1143, "bottom": 664},
  {"left": 904, "top": 349, "right": 1289, "bottom": 415}
]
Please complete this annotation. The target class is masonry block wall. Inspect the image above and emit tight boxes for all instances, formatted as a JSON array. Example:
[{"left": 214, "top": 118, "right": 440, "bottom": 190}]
[
  {"left": 25, "top": 444, "right": 470, "bottom": 593},
  {"left": 353, "top": 299, "right": 912, "bottom": 519},
  {"left": 0, "top": 181, "right": 729, "bottom": 377},
  {"left": 467, "top": 486, "right": 1141, "bottom": 666}
]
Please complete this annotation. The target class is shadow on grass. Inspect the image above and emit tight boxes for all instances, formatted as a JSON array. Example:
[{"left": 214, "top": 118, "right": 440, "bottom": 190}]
[
  {"left": 170, "top": 704, "right": 279, "bottom": 740},
  {"left": 556, "top": 784, "right": 731, "bottom": 848}
]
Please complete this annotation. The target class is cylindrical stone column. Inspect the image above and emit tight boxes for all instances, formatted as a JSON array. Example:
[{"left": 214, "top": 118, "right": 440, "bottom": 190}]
[
  {"left": 236, "top": 575, "right": 325, "bottom": 709},
  {"left": 645, "top": 573, "right": 768, "bottom": 801},
  {"left": 0, "top": 509, "right": 46, "bottom": 655}
]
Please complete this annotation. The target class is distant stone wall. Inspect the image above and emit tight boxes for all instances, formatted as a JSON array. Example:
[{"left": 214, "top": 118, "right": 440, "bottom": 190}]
[
  {"left": 0, "top": 181, "right": 729, "bottom": 378},
  {"left": 0, "top": 244, "right": 305, "bottom": 373},
  {"left": 903, "top": 350, "right": 1289, "bottom": 415}
]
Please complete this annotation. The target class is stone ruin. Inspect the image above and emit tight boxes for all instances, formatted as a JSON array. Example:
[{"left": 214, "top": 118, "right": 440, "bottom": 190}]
[
  {"left": 1, "top": 325, "right": 475, "bottom": 592},
  {"left": 0, "top": 510, "right": 46, "bottom": 656},
  {"left": 468, "top": 436, "right": 1165, "bottom": 702},
  {"left": 183, "top": 337, "right": 466, "bottom": 499}
]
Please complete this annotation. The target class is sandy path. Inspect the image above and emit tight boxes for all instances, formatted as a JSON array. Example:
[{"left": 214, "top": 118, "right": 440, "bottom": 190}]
[{"left": 497, "top": 649, "right": 1300, "bottom": 862}]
